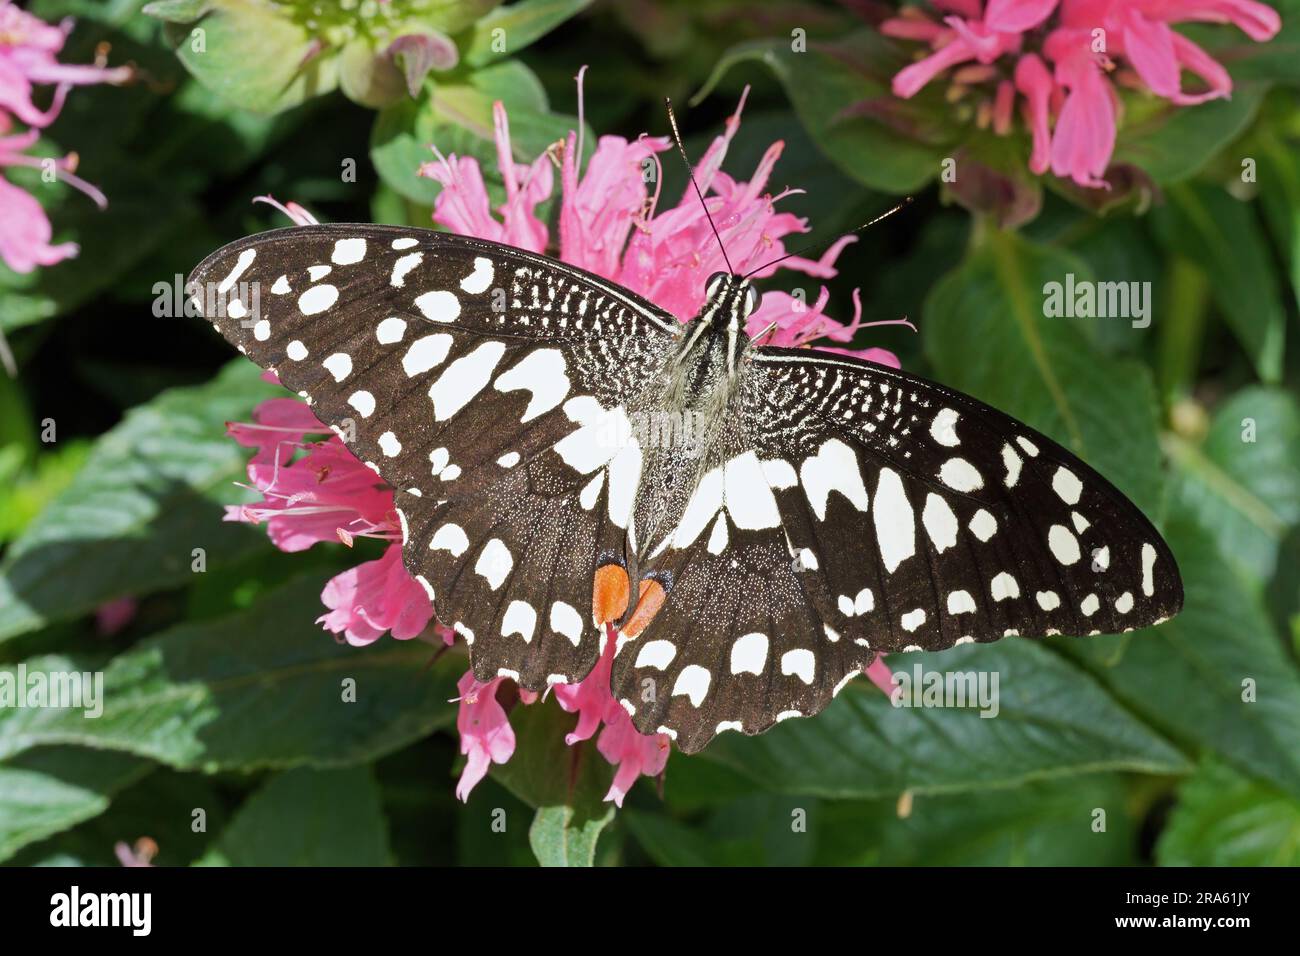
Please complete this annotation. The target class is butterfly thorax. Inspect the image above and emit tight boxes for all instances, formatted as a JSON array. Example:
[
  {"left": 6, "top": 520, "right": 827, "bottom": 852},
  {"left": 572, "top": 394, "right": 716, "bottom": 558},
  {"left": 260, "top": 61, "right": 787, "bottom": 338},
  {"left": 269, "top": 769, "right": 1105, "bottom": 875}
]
[{"left": 628, "top": 280, "right": 756, "bottom": 559}]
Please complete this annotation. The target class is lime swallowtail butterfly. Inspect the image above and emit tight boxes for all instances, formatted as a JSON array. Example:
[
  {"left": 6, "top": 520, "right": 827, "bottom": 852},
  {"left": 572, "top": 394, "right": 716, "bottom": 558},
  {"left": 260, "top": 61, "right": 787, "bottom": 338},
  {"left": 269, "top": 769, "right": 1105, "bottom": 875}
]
[{"left": 190, "top": 221, "right": 1182, "bottom": 753}]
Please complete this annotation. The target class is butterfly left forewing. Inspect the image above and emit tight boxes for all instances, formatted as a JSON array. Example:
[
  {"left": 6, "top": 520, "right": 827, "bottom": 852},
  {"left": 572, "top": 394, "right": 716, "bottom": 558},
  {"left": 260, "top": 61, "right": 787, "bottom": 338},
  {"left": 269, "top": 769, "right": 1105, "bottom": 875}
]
[{"left": 189, "top": 223, "right": 680, "bottom": 688}]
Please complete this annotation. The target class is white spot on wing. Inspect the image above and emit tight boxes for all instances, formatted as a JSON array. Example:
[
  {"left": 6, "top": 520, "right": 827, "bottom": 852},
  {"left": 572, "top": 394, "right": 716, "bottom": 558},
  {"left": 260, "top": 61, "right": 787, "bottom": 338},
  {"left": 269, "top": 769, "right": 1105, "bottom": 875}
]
[
  {"left": 635, "top": 640, "right": 677, "bottom": 670},
  {"left": 322, "top": 352, "right": 352, "bottom": 382},
  {"left": 376, "top": 317, "right": 407, "bottom": 344},
  {"left": 502, "top": 601, "right": 536, "bottom": 643},
  {"left": 390, "top": 252, "right": 422, "bottom": 288},
  {"left": 460, "top": 257, "right": 494, "bottom": 294},
  {"left": 991, "top": 572, "right": 1019, "bottom": 601},
  {"left": 1141, "top": 543, "right": 1156, "bottom": 596},
  {"left": 1048, "top": 524, "right": 1081, "bottom": 565},
  {"left": 724, "top": 451, "right": 781, "bottom": 530},
  {"left": 1052, "top": 466, "right": 1083, "bottom": 505},
  {"left": 428, "top": 341, "right": 506, "bottom": 421},
  {"left": 331, "top": 237, "right": 366, "bottom": 265},
  {"left": 348, "top": 390, "right": 375, "bottom": 417},
  {"left": 947, "top": 590, "right": 976, "bottom": 615},
  {"left": 494, "top": 348, "right": 569, "bottom": 422},
  {"left": 922, "top": 493, "right": 958, "bottom": 553},
  {"left": 873, "top": 468, "right": 914, "bottom": 573},
  {"left": 299, "top": 284, "right": 339, "bottom": 315},
  {"left": 800, "top": 438, "right": 870, "bottom": 520},
  {"left": 939, "top": 457, "right": 983, "bottom": 492},
  {"left": 430, "top": 523, "right": 468, "bottom": 556},
  {"left": 930, "top": 407, "right": 960, "bottom": 446},
  {"left": 475, "top": 538, "right": 513, "bottom": 590},
  {"left": 414, "top": 289, "right": 461, "bottom": 323},
  {"left": 730, "top": 633, "right": 768, "bottom": 675},
  {"left": 672, "top": 665, "right": 711, "bottom": 707},
  {"left": 402, "top": 333, "right": 453, "bottom": 377},
  {"left": 780, "top": 648, "right": 815, "bottom": 684},
  {"left": 550, "top": 601, "right": 583, "bottom": 646}
]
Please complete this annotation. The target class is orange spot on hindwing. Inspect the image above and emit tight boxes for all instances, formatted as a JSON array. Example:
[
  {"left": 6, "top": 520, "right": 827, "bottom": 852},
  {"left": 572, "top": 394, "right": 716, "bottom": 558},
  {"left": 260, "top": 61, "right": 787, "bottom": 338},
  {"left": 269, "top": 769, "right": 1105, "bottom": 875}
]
[
  {"left": 622, "top": 579, "right": 667, "bottom": 638},
  {"left": 592, "top": 564, "right": 630, "bottom": 625}
]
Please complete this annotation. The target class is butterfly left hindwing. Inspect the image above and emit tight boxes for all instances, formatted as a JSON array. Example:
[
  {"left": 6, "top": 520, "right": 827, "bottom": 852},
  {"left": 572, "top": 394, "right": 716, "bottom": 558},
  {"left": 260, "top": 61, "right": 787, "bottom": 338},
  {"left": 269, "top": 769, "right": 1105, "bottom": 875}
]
[{"left": 189, "top": 224, "right": 680, "bottom": 688}]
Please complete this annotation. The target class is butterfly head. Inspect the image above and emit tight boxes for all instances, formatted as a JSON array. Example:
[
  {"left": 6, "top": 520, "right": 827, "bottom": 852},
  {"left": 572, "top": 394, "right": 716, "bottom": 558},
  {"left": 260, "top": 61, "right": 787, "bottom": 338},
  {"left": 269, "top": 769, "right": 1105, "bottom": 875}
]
[{"left": 701, "top": 271, "right": 760, "bottom": 332}]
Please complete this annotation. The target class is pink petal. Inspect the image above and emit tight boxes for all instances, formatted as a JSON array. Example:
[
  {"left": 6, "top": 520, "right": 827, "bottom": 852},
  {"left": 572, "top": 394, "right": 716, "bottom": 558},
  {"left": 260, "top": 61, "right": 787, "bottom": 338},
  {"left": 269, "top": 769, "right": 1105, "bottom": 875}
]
[
  {"left": 0, "top": 175, "right": 77, "bottom": 272},
  {"left": 1049, "top": 53, "right": 1116, "bottom": 189},
  {"left": 455, "top": 673, "right": 516, "bottom": 802},
  {"left": 865, "top": 656, "right": 896, "bottom": 696},
  {"left": 1159, "top": 0, "right": 1281, "bottom": 42},
  {"left": 983, "top": 0, "right": 1060, "bottom": 33},
  {"left": 892, "top": 37, "right": 979, "bottom": 98},
  {"left": 1014, "top": 53, "right": 1055, "bottom": 175},
  {"left": 1121, "top": 9, "right": 1183, "bottom": 100}
]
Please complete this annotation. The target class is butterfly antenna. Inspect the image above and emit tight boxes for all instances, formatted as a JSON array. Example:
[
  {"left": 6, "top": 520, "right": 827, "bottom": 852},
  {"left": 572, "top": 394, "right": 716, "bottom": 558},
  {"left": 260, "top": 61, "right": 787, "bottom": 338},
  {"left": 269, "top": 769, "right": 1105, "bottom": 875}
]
[
  {"left": 665, "top": 97, "right": 733, "bottom": 276},
  {"left": 742, "top": 196, "right": 915, "bottom": 280}
]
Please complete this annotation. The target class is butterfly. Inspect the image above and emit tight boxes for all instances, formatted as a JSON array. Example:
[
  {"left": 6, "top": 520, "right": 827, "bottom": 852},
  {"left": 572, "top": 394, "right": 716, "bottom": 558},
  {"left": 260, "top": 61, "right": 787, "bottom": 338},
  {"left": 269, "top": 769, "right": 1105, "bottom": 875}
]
[{"left": 189, "top": 222, "right": 1183, "bottom": 753}]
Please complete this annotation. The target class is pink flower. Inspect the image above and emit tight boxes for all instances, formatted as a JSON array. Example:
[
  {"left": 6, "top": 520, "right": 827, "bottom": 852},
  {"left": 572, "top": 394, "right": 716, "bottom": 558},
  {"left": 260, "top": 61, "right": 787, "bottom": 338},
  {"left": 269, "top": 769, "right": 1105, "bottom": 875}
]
[
  {"left": 0, "top": 128, "right": 106, "bottom": 273},
  {"left": 0, "top": 0, "right": 131, "bottom": 129},
  {"left": 455, "top": 673, "right": 517, "bottom": 801},
  {"left": 0, "top": 3, "right": 127, "bottom": 276},
  {"left": 421, "top": 81, "right": 902, "bottom": 364},
  {"left": 318, "top": 543, "right": 434, "bottom": 646},
  {"left": 885, "top": 0, "right": 1282, "bottom": 188},
  {"left": 553, "top": 626, "right": 671, "bottom": 807}
]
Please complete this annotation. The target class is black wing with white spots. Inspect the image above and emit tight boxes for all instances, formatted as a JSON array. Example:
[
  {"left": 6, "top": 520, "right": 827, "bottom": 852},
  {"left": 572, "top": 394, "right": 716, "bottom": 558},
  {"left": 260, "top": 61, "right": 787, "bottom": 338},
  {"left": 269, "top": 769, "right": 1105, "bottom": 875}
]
[
  {"left": 189, "top": 223, "right": 679, "bottom": 690},
  {"left": 609, "top": 346, "right": 1182, "bottom": 752}
]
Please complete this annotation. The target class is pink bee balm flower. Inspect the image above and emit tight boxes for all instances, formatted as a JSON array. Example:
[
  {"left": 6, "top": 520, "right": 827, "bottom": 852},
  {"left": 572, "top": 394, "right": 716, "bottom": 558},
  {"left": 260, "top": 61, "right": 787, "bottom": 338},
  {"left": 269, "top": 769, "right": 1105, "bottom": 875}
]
[
  {"left": 224, "top": 393, "right": 437, "bottom": 645},
  {"left": 0, "top": 3, "right": 129, "bottom": 278},
  {"left": 0, "top": 127, "right": 106, "bottom": 273},
  {"left": 884, "top": 0, "right": 1282, "bottom": 188},
  {"left": 455, "top": 673, "right": 517, "bottom": 802},
  {"left": 0, "top": 0, "right": 132, "bottom": 129},
  {"left": 318, "top": 543, "right": 433, "bottom": 646}
]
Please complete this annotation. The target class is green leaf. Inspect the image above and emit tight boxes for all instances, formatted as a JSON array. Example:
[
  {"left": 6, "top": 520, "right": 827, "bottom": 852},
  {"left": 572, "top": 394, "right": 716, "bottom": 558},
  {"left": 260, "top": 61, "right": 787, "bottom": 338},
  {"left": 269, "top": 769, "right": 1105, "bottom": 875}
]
[
  {"left": 626, "top": 792, "right": 819, "bottom": 866},
  {"left": 924, "top": 228, "right": 1165, "bottom": 516},
  {"left": 529, "top": 803, "right": 615, "bottom": 867},
  {"left": 142, "top": 0, "right": 212, "bottom": 22},
  {"left": 1157, "top": 759, "right": 1300, "bottom": 866},
  {"left": 1166, "top": 387, "right": 1300, "bottom": 587},
  {"left": 632, "top": 773, "right": 1137, "bottom": 866},
  {"left": 0, "top": 360, "right": 279, "bottom": 644},
  {"left": 490, "top": 698, "right": 617, "bottom": 866},
  {"left": 1152, "top": 183, "right": 1286, "bottom": 383},
  {"left": 1113, "top": 83, "right": 1266, "bottom": 185},
  {"left": 161, "top": 0, "right": 338, "bottom": 115},
  {"left": 462, "top": 0, "right": 595, "bottom": 67},
  {"left": 196, "top": 766, "right": 391, "bottom": 866},
  {"left": 0, "top": 748, "right": 148, "bottom": 863},
  {"left": 1064, "top": 513, "right": 1300, "bottom": 800},
  {"left": 700, "top": 639, "right": 1188, "bottom": 799},
  {"left": 0, "top": 575, "right": 460, "bottom": 770},
  {"left": 696, "top": 32, "right": 949, "bottom": 194},
  {"left": 817, "top": 773, "right": 1138, "bottom": 866}
]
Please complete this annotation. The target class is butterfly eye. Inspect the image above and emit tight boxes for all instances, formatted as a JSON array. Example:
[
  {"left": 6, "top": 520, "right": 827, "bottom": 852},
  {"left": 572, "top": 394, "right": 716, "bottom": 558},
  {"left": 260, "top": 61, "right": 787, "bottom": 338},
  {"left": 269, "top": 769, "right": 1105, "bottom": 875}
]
[
  {"left": 743, "top": 283, "right": 761, "bottom": 316},
  {"left": 705, "top": 271, "right": 729, "bottom": 300}
]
